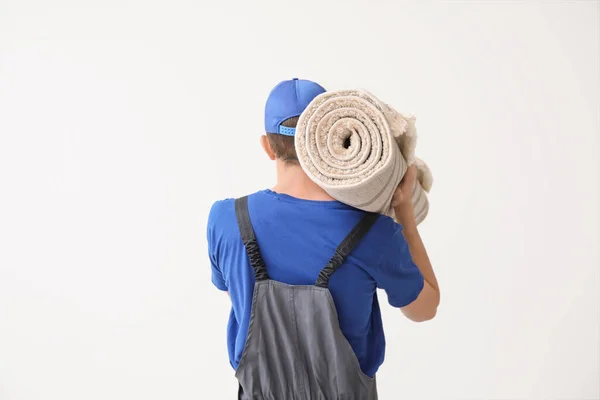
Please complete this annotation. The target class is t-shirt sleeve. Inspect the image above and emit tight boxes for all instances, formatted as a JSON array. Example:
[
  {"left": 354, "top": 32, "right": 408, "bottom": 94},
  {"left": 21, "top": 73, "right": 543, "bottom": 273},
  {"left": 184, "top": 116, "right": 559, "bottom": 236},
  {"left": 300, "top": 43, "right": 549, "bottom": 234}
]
[
  {"left": 371, "top": 222, "right": 424, "bottom": 308},
  {"left": 207, "top": 201, "right": 228, "bottom": 291}
]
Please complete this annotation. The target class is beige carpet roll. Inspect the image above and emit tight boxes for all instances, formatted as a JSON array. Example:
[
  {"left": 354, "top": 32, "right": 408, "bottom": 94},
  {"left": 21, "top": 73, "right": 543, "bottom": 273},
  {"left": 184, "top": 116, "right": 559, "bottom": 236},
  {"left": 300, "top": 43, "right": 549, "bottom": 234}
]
[{"left": 295, "top": 89, "right": 433, "bottom": 225}]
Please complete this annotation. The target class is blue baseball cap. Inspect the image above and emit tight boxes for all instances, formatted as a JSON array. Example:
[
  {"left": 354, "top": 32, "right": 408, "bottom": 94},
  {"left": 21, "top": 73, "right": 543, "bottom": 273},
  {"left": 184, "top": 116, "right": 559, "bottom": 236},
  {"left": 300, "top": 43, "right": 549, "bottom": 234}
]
[{"left": 264, "top": 78, "right": 326, "bottom": 136}]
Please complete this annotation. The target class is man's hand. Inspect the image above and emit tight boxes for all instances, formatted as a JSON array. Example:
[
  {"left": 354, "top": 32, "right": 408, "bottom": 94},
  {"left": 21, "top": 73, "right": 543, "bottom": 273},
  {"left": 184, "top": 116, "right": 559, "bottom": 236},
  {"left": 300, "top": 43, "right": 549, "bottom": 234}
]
[{"left": 392, "top": 165, "right": 417, "bottom": 226}]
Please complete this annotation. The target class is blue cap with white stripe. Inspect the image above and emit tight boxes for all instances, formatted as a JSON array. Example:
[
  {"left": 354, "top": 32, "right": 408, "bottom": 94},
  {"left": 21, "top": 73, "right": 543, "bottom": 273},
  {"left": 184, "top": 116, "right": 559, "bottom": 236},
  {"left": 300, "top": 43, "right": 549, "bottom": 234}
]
[{"left": 264, "top": 78, "right": 326, "bottom": 136}]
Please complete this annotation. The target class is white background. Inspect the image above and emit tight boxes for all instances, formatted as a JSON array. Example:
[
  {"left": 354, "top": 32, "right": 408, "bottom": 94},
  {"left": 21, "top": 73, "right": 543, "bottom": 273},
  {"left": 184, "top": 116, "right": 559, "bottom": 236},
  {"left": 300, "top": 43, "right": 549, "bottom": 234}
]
[{"left": 1, "top": 1, "right": 598, "bottom": 399}]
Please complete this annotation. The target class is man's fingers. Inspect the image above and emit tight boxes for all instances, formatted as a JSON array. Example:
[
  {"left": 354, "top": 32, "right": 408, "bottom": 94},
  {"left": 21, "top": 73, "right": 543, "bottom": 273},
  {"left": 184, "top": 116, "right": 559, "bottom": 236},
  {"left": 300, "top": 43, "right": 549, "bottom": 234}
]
[
  {"left": 401, "top": 165, "right": 417, "bottom": 189},
  {"left": 393, "top": 166, "right": 418, "bottom": 207},
  {"left": 392, "top": 190, "right": 403, "bottom": 207}
]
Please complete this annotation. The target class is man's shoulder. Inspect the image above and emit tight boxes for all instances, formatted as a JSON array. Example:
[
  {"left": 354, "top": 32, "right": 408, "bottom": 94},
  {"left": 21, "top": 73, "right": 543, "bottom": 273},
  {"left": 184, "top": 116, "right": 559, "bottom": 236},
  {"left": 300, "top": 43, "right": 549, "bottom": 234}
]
[
  {"left": 363, "top": 214, "right": 411, "bottom": 265},
  {"left": 207, "top": 191, "right": 266, "bottom": 229},
  {"left": 333, "top": 213, "right": 404, "bottom": 268},
  {"left": 371, "top": 214, "right": 403, "bottom": 237},
  {"left": 208, "top": 197, "right": 235, "bottom": 219},
  {"left": 362, "top": 214, "right": 402, "bottom": 247},
  {"left": 207, "top": 198, "right": 233, "bottom": 227}
]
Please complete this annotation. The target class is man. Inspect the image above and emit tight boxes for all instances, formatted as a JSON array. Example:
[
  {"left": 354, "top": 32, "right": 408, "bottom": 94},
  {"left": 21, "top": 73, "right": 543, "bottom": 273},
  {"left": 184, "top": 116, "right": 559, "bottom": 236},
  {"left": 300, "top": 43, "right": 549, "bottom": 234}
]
[{"left": 207, "top": 78, "right": 440, "bottom": 399}]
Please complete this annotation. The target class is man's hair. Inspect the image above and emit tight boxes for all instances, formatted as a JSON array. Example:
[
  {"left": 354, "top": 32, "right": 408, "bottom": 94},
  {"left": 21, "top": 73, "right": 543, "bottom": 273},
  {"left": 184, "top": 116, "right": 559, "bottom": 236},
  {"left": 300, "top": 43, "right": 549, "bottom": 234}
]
[{"left": 266, "top": 116, "right": 299, "bottom": 165}]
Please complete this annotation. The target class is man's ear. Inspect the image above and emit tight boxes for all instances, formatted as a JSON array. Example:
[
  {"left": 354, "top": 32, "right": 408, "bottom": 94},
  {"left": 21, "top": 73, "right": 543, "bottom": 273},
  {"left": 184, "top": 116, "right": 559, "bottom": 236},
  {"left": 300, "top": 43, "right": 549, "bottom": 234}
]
[{"left": 260, "top": 135, "right": 276, "bottom": 161}]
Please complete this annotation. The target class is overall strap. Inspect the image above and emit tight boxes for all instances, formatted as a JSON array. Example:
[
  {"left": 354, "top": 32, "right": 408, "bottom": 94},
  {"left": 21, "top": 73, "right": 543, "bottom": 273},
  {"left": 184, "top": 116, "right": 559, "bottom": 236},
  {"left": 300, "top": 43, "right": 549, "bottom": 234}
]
[
  {"left": 315, "top": 212, "right": 379, "bottom": 288},
  {"left": 235, "top": 196, "right": 269, "bottom": 281}
]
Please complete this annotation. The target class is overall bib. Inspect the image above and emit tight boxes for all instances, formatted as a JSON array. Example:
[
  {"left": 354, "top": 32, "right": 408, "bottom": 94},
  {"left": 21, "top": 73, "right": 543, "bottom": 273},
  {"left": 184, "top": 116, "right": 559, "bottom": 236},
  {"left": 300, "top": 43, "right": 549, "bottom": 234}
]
[{"left": 234, "top": 196, "right": 380, "bottom": 400}]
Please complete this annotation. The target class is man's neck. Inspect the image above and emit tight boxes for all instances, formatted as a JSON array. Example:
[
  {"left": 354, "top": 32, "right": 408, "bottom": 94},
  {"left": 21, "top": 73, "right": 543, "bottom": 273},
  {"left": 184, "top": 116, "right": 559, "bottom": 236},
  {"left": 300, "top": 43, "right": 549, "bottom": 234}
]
[{"left": 272, "top": 161, "right": 335, "bottom": 201}]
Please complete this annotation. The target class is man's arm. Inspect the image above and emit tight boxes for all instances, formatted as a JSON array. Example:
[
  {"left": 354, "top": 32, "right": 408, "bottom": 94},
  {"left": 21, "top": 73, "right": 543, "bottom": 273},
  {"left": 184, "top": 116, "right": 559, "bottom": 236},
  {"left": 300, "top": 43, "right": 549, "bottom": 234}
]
[
  {"left": 208, "top": 200, "right": 229, "bottom": 293},
  {"left": 393, "top": 167, "right": 440, "bottom": 322}
]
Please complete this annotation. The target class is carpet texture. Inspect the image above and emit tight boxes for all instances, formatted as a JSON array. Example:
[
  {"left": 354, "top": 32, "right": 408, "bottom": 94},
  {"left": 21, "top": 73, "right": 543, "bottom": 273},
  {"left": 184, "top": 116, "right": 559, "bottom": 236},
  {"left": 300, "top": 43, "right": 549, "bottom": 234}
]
[{"left": 295, "top": 89, "right": 433, "bottom": 224}]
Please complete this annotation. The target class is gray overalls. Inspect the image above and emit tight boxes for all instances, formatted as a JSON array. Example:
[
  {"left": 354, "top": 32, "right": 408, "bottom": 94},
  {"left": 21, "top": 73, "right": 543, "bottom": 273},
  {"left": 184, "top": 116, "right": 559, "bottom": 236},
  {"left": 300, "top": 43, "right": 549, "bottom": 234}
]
[{"left": 234, "top": 196, "right": 380, "bottom": 400}]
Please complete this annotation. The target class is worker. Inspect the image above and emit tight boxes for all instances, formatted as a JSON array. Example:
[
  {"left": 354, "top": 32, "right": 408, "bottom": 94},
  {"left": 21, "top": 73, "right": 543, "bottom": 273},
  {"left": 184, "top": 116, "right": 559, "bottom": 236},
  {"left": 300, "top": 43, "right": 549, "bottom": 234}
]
[{"left": 207, "top": 78, "right": 440, "bottom": 399}]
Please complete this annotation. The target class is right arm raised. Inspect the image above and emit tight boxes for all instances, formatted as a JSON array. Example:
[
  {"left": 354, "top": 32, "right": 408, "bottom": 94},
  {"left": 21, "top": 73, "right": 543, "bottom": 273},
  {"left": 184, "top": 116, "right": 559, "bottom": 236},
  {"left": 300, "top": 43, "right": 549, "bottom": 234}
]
[{"left": 393, "top": 166, "right": 440, "bottom": 322}]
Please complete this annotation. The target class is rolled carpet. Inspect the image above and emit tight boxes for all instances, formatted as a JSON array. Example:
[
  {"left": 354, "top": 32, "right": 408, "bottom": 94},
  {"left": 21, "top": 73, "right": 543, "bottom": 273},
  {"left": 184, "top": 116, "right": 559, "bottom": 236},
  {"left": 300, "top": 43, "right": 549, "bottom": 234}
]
[{"left": 295, "top": 89, "right": 433, "bottom": 225}]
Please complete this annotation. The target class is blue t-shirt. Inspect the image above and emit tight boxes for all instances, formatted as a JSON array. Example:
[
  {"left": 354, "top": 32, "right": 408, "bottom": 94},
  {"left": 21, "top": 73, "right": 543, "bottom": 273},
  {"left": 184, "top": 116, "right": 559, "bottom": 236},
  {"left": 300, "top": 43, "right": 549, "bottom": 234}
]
[{"left": 207, "top": 189, "right": 424, "bottom": 377}]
